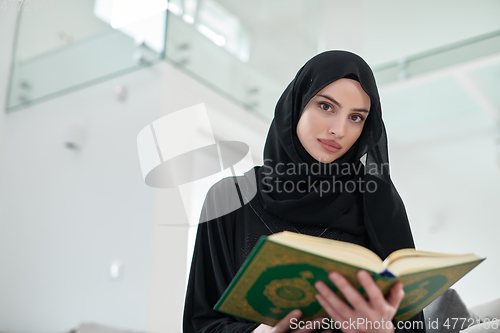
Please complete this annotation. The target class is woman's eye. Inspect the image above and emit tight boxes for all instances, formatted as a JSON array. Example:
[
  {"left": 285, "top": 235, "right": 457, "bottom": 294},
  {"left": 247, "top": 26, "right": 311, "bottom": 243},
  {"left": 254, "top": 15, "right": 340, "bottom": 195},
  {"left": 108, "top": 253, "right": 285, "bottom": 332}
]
[
  {"left": 351, "top": 115, "right": 364, "bottom": 123},
  {"left": 319, "top": 102, "right": 332, "bottom": 112}
]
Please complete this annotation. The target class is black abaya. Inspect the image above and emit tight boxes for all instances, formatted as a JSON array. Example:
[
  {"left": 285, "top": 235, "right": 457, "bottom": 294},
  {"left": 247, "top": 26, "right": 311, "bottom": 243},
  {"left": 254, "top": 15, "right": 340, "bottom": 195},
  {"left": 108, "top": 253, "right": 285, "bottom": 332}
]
[
  {"left": 183, "top": 50, "right": 426, "bottom": 333},
  {"left": 183, "top": 168, "right": 426, "bottom": 333},
  {"left": 183, "top": 168, "right": 372, "bottom": 333}
]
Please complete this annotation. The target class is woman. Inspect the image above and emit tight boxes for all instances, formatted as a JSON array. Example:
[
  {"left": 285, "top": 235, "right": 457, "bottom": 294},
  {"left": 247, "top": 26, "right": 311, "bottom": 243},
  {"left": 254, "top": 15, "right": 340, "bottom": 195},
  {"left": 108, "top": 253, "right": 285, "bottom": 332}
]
[{"left": 183, "top": 50, "right": 426, "bottom": 333}]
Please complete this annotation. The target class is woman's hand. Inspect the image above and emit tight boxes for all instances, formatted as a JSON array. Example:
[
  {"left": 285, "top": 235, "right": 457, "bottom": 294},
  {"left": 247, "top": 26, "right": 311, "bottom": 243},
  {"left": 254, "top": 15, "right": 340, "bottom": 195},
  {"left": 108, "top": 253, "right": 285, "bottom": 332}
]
[
  {"left": 314, "top": 270, "right": 405, "bottom": 333},
  {"left": 251, "top": 309, "right": 333, "bottom": 333}
]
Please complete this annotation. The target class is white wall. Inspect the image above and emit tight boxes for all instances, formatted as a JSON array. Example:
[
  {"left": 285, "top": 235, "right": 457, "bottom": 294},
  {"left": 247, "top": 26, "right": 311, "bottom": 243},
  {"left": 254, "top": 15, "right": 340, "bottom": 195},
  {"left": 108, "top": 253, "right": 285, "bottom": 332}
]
[
  {"left": 0, "top": 10, "right": 268, "bottom": 333},
  {"left": 390, "top": 132, "right": 500, "bottom": 308},
  {"left": 0, "top": 59, "right": 160, "bottom": 332},
  {"left": 0, "top": 4, "right": 17, "bottom": 168},
  {"left": 380, "top": 55, "right": 500, "bottom": 307},
  {"left": 147, "top": 62, "right": 268, "bottom": 333}
]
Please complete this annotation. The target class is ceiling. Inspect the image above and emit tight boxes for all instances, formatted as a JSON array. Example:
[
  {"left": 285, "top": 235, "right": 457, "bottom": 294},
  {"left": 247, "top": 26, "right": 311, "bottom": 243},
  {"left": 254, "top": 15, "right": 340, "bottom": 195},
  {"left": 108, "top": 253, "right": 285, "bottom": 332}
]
[
  {"left": 213, "top": 0, "right": 500, "bottom": 145},
  {"left": 10, "top": 0, "right": 500, "bottom": 146},
  {"left": 216, "top": 0, "right": 500, "bottom": 81}
]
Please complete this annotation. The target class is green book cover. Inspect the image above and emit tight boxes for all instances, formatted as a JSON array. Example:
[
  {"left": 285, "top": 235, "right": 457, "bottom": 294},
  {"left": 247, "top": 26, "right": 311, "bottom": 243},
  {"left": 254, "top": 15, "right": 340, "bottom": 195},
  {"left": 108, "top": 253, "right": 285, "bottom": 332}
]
[{"left": 214, "top": 232, "right": 484, "bottom": 325}]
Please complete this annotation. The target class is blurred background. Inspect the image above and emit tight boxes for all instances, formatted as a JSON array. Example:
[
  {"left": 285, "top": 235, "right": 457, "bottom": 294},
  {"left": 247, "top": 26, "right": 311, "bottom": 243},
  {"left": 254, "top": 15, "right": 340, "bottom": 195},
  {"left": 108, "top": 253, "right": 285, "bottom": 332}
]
[{"left": 0, "top": 0, "right": 500, "bottom": 332}]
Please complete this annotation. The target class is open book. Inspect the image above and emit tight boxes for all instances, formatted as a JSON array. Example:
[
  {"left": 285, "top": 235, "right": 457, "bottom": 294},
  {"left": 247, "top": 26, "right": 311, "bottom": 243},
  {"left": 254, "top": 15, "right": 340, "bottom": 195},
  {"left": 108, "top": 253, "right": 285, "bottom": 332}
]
[{"left": 214, "top": 231, "right": 484, "bottom": 325}]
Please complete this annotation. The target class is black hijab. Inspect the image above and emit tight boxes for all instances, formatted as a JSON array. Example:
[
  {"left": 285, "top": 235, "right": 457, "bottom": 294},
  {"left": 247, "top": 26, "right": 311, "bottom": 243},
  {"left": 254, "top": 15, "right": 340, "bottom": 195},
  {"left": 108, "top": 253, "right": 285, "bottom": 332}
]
[{"left": 255, "top": 50, "right": 415, "bottom": 260}]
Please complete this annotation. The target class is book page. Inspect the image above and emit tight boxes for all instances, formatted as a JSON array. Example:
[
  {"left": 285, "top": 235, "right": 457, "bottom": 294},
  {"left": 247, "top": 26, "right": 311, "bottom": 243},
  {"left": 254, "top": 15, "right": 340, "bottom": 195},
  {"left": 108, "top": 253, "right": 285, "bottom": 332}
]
[
  {"left": 385, "top": 250, "right": 482, "bottom": 276},
  {"left": 269, "top": 231, "right": 384, "bottom": 272}
]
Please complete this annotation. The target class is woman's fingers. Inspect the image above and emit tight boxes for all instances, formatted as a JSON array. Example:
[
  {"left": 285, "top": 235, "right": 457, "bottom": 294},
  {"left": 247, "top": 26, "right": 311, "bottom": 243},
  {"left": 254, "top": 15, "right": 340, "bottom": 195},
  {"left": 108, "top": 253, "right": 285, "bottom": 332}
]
[
  {"left": 314, "top": 271, "right": 403, "bottom": 331},
  {"left": 271, "top": 309, "right": 302, "bottom": 333},
  {"left": 315, "top": 292, "right": 344, "bottom": 322},
  {"left": 327, "top": 271, "right": 370, "bottom": 313},
  {"left": 315, "top": 278, "right": 357, "bottom": 319},
  {"left": 386, "top": 280, "right": 405, "bottom": 308},
  {"left": 357, "top": 270, "right": 386, "bottom": 309}
]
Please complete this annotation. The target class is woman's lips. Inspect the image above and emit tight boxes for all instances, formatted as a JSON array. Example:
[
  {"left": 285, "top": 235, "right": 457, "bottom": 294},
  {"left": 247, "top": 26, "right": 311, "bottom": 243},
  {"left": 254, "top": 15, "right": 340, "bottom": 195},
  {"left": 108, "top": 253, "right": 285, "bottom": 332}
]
[{"left": 318, "top": 139, "right": 342, "bottom": 153}]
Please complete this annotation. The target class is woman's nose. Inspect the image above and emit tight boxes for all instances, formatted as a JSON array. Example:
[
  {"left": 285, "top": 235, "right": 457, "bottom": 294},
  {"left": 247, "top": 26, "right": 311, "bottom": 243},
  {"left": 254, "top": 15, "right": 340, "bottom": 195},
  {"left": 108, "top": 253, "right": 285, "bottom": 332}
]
[{"left": 328, "top": 118, "right": 346, "bottom": 138}]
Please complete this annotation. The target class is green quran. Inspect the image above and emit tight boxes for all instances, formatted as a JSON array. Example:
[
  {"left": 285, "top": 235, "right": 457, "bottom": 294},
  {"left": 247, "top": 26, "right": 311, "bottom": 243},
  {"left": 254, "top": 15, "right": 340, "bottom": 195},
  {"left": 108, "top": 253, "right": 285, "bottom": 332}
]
[{"left": 214, "top": 231, "right": 484, "bottom": 325}]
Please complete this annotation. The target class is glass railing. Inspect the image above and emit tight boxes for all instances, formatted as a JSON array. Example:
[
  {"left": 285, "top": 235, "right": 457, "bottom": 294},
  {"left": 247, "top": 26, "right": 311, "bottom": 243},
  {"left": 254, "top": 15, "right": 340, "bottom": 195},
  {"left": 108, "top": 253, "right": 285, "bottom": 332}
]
[
  {"left": 373, "top": 30, "right": 500, "bottom": 85},
  {"left": 6, "top": 0, "right": 325, "bottom": 119},
  {"left": 6, "top": 0, "right": 500, "bottom": 124},
  {"left": 164, "top": 11, "right": 286, "bottom": 121},
  {"left": 6, "top": 0, "right": 166, "bottom": 111},
  {"left": 164, "top": 8, "right": 500, "bottom": 121}
]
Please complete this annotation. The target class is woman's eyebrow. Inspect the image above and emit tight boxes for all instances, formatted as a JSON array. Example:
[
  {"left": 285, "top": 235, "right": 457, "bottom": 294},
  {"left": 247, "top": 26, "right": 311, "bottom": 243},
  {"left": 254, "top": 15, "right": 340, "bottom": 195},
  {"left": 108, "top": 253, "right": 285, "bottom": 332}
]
[{"left": 317, "top": 94, "right": 370, "bottom": 113}]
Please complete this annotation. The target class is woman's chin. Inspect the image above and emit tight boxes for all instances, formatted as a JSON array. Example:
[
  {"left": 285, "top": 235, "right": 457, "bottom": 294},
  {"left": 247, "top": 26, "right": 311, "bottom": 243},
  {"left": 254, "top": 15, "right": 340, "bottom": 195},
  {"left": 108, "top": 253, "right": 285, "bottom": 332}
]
[
  {"left": 313, "top": 150, "right": 349, "bottom": 163},
  {"left": 314, "top": 154, "right": 337, "bottom": 164}
]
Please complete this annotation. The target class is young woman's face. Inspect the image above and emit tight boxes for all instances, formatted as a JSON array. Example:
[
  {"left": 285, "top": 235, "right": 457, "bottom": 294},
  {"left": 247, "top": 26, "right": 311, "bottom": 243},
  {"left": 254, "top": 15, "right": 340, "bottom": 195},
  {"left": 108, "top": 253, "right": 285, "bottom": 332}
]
[{"left": 297, "top": 78, "right": 371, "bottom": 163}]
